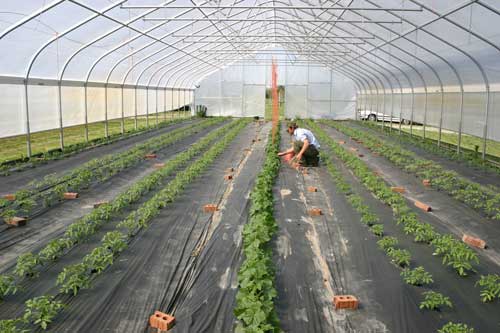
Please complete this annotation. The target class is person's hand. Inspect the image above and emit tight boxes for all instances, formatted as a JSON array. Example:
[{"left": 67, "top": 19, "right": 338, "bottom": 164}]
[
  {"left": 277, "top": 152, "right": 285, "bottom": 156},
  {"left": 295, "top": 153, "right": 303, "bottom": 162}
]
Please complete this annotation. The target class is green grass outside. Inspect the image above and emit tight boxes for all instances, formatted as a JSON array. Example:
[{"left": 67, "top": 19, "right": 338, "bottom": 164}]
[
  {"left": 264, "top": 99, "right": 285, "bottom": 120},
  {"left": 380, "top": 123, "right": 500, "bottom": 159},
  {"left": 0, "top": 111, "right": 190, "bottom": 163}
]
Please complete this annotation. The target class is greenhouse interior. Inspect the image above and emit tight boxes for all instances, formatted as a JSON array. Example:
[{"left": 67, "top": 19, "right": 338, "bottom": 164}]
[{"left": 1, "top": 1, "right": 500, "bottom": 332}]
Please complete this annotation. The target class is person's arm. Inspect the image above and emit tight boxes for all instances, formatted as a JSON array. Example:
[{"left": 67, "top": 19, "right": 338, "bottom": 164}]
[
  {"left": 294, "top": 138, "right": 309, "bottom": 161},
  {"left": 277, "top": 147, "right": 294, "bottom": 156}
]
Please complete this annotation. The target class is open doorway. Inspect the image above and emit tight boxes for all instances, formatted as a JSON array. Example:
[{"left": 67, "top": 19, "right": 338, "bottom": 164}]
[{"left": 265, "top": 85, "right": 285, "bottom": 120}]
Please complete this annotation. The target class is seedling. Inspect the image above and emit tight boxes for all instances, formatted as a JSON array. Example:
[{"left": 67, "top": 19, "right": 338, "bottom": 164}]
[
  {"left": 438, "top": 322, "right": 475, "bottom": 333},
  {"left": 14, "top": 253, "right": 40, "bottom": 278},
  {"left": 0, "top": 319, "right": 25, "bottom": 333},
  {"left": 102, "top": 231, "right": 128, "bottom": 254},
  {"left": 387, "top": 248, "right": 411, "bottom": 267},
  {"left": 23, "top": 296, "right": 64, "bottom": 330},
  {"left": 56, "top": 263, "right": 91, "bottom": 296},
  {"left": 475, "top": 274, "right": 500, "bottom": 302},
  {"left": 377, "top": 236, "right": 398, "bottom": 251},
  {"left": 401, "top": 266, "right": 433, "bottom": 286},
  {"left": 0, "top": 275, "right": 17, "bottom": 299},
  {"left": 370, "top": 224, "right": 384, "bottom": 237},
  {"left": 419, "top": 291, "right": 452, "bottom": 311}
]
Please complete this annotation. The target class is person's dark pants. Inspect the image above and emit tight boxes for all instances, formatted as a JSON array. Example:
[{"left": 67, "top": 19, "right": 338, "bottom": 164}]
[{"left": 293, "top": 141, "right": 319, "bottom": 166}]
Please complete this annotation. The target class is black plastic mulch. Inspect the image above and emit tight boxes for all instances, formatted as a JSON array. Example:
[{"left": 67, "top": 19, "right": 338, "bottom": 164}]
[
  {"left": 42, "top": 121, "right": 269, "bottom": 332},
  {"left": 0, "top": 120, "right": 229, "bottom": 271}
]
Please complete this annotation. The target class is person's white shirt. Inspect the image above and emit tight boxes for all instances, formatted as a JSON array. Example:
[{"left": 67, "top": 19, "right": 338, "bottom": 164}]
[{"left": 293, "top": 128, "right": 320, "bottom": 149}]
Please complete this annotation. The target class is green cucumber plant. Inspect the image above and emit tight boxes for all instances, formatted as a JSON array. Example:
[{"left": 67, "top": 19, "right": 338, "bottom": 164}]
[
  {"left": 14, "top": 253, "right": 40, "bottom": 278},
  {"left": 401, "top": 266, "right": 433, "bottom": 286},
  {"left": 437, "top": 322, "right": 475, "bottom": 333},
  {"left": 377, "top": 236, "right": 398, "bottom": 251},
  {"left": 419, "top": 291, "right": 452, "bottom": 311},
  {"left": 23, "top": 296, "right": 64, "bottom": 330},
  {"left": 475, "top": 274, "right": 500, "bottom": 302},
  {"left": 386, "top": 248, "right": 411, "bottom": 267},
  {"left": 370, "top": 224, "right": 384, "bottom": 236},
  {"left": 56, "top": 263, "right": 91, "bottom": 296}
]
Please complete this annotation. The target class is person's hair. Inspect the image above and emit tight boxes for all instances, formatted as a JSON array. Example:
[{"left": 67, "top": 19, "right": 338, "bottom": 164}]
[{"left": 287, "top": 121, "right": 298, "bottom": 129}]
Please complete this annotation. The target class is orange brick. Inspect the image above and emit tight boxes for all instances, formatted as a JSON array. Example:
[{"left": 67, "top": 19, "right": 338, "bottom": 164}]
[
  {"left": 226, "top": 167, "right": 234, "bottom": 173},
  {"left": 422, "top": 179, "right": 431, "bottom": 186},
  {"left": 414, "top": 200, "right": 431, "bottom": 212},
  {"left": 3, "top": 194, "right": 15, "bottom": 201},
  {"left": 144, "top": 153, "right": 157, "bottom": 159},
  {"left": 333, "top": 295, "right": 359, "bottom": 310},
  {"left": 63, "top": 192, "right": 79, "bottom": 200},
  {"left": 338, "top": 140, "right": 346, "bottom": 145},
  {"left": 307, "top": 186, "right": 318, "bottom": 193},
  {"left": 93, "top": 201, "right": 109, "bottom": 208},
  {"left": 349, "top": 147, "right": 358, "bottom": 152},
  {"left": 6, "top": 216, "right": 27, "bottom": 227},
  {"left": 391, "top": 186, "right": 406, "bottom": 194},
  {"left": 153, "top": 163, "right": 165, "bottom": 169},
  {"left": 224, "top": 174, "right": 233, "bottom": 180},
  {"left": 462, "top": 234, "right": 486, "bottom": 249},
  {"left": 308, "top": 208, "right": 322, "bottom": 216},
  {"left": 149, "top": 311, "right": 175, "bottom": 331},
  {"left": 203, "top": 204, "right": 218, "bottom": 213}
]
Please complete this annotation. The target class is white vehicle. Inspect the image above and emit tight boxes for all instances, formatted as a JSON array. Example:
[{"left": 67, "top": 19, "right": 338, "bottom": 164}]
[{"left": 358, "top": 110, "right": 413, "bottom": 124}]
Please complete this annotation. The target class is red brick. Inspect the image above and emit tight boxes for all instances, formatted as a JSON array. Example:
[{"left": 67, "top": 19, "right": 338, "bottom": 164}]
[
  {"left": 308, "top": 208, "right": 322, "bottom": 216},
  {"left": 333, "top": 295, "right": 359, "bottom": 310},
  {"left": 414, "top": 200, "right": 431, "bottom": 212},
  {"left": 391, "top": 186, "right": 406, "bottom": 194},
  {"left": 93, "top": 201, "right": 109, "bottom": 208},
  {"left": 224, "top": 174, "right": 233, "bottom": 180},
  {"left": 338, "top": 140, "right": 346, "bottom": 145},
  {"left": 63, "top": 192, "right": 79, "bottom": 200},
  {"left": 144, "top": 153, "right": 157, "bottom": 159},
  {"left": 3, "top": 194, "right": 15, "bottom": 201},
  {"left": 307, "top": 186, "right": 318, "bottom": 193},
  {"left": 462, "top": 234, "right": 486, "bottom": 249},
  {"left": 149, "top": 311, "right": 175, "bottom": 331},
  {"left": 6, "top": 216, "right": 27, "bottom": 227},
  {"left": 153, "top": 163, "right": 165, "bottom": 169},
  {"left": 203, "top": 204, "right": 218, "bottom": 213},
  {"left": 422, "top": 179, "right": 431, "bottom": 186}
]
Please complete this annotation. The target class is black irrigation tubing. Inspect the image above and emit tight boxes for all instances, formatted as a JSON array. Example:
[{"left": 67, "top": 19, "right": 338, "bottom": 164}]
[
  {"left": 0, "top": 119, "right": 244, "bottom": 296},
  {"left": 322, "top": 120, "right": 500, "bottom": 221},
  {"left": 0, "top": 116, "right": 192, "bottom": 176},
  {"left": 0, "top": 119, "right": 251, "bottom": 332},
  {"left": 234, "top": 124, "right": 281, "bottom": 333},
  {"left": 0, "top": 118, "right": 226, "bottom": 222},
  {"left": 357, "top": 120, "right": 500, "bottom": 175}
]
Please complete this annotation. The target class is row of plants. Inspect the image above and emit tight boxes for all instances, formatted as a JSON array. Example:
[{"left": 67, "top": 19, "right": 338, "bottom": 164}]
[
  {"left": 308, "top": 120, "right": 475, "bottom": 333},
  {"left": 0, "top": 119, "right": 244, "bottom": 299},
  {"left": 234, "top": 125, "right": 281, "bottom": 332},
  {"left": 0, "top": 119, "right": 251, "bottom": 332},
  {"left": 357, "top": 120, "right": 500, "bottom": 177},
  {"left": 0, "top": 116, "right": 192, "bottom": 177},
  {"left": 307, "top": 120, "right": 500, "bottom": 303},
  {"left": 321, "top": 120, "right": 500, "bottom": 221},
  {"left": 0, "top": 118, "right": 226, "bottom": 221}
]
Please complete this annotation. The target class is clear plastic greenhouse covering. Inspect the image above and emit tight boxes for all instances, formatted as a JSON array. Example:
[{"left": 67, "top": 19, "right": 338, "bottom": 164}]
[{"left": 0, "top": 0, "right": 499, "bottom": 157}]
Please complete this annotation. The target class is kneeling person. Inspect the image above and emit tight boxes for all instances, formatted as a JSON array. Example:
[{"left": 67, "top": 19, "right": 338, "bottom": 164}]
[{"left": 278, "top": 121, "right": 320, "bottom": 167}]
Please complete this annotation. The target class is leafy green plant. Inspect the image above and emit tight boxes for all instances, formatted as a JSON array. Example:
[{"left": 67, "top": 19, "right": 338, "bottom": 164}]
[
  {"left": 370, "top": 224, "right": 384, "bottom": 236},
  {"left": 23, "top": 296, "right": 64, "bottom": 330},
  {"left": 419, "top": 291, "right": 452, "bottom": 311},
  {"left": 14, "top": 253, "right": 40, "bottom": 278},
  {"left": 475, "top": 274, "right": 500, "bottom": 302},
  {"left": 0, "top": 319, "right": 26, "bottom": 333},
  {"left": 401, "top": 266, "right": 433, "bottom": 286},
  {"left": 56, "top": 263, "right": 90, "bottom": 296},
  {"left": 386, "top": 248, "right": 411, "bottom": 267},
  {"left": 0, "top": 275, "right": 17, "bottom": 299},
  {"left": 377, "top": 236, "right": 398, "bottom": 251},
  {"left": 102, "top": 231, "right": 127, "bottom": 254},
  {"left": 83, "top": 247, "right": 114, "bottom": 274},
  {"left": 39, "top": 238, "right": 72, "bottom": 263},
  {"left": 438, "top": 322, "right": 475, "bottom": 333}
]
